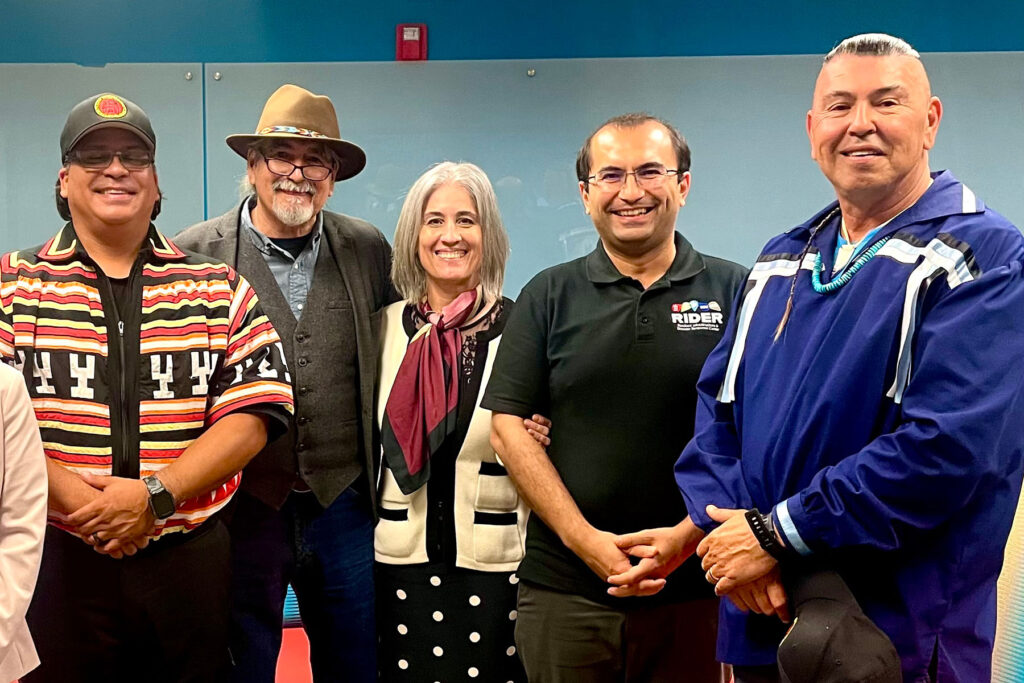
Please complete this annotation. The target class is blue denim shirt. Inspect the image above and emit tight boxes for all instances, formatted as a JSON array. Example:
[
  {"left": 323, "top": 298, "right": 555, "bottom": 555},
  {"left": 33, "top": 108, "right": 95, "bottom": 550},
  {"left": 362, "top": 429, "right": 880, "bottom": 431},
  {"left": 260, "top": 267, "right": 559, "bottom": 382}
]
[{"left": 240, "top": 195, "right": 323, "bottom": 319}]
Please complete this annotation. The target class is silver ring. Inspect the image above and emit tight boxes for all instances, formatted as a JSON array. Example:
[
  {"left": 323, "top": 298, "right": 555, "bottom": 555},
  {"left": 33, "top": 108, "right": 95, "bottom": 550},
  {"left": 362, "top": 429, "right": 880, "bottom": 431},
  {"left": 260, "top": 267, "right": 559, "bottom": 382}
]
[
  {"left": 706, "top": 567, "right": 719, "bottom": 583},
  {"left": 91, "top": 533, "right": 101, "bottom": 544}
]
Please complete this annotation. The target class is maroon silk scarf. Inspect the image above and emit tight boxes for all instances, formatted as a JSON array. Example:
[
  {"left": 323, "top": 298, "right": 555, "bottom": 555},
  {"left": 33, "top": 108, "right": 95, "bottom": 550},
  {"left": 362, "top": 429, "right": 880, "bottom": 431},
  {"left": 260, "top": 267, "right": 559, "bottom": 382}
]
[{"left": 382, "top": 288, "right": 480, "bottom": 494}]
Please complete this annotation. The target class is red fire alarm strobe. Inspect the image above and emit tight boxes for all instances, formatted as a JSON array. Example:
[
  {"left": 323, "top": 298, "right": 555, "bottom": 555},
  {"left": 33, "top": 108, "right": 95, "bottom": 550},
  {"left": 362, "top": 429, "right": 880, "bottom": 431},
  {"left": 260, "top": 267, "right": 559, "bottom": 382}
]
[{"left": 396, "top": 24, "right": 428, "bottom": 61}]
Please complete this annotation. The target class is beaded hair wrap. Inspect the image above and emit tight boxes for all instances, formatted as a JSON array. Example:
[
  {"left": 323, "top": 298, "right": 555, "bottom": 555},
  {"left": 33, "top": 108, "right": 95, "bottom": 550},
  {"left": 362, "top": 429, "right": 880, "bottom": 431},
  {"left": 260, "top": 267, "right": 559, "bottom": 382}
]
[{"left": 773, "top": 208, "right": 840, "bottom": 342}]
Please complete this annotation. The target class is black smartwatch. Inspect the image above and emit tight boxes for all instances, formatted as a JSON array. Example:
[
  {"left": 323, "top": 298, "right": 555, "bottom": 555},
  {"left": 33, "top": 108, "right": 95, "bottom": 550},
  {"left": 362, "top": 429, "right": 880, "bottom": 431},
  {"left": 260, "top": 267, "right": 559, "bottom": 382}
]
[
  {"left": 143, "top": 475, "right": 176, "bottom": 520},
  {"left": 745, "top": 507, "right": 789, "bottom": 561}
]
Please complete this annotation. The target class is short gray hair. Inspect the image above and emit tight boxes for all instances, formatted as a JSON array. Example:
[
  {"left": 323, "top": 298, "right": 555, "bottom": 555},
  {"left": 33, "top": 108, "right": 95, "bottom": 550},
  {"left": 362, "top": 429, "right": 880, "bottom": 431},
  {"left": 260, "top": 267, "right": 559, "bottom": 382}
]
[
  {"left": 391, "top": 162, "right": 509, "bottom": 303},
  {"left": 237, "top": 139, "right": 340, "bottom": 199},
  {"left": 824, "top": 33, "right": 920, "bottom": 63}
]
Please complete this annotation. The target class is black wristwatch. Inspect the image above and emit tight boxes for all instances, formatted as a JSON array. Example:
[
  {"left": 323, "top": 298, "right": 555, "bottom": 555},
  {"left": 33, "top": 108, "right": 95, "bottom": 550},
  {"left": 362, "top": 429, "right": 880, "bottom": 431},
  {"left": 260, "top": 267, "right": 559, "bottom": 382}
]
[
  {"left": 745, "top": 508, "right": 789, "bottom": 561},
  {"left": 143, "top": 475, "right": 176, "bottom": 520}
]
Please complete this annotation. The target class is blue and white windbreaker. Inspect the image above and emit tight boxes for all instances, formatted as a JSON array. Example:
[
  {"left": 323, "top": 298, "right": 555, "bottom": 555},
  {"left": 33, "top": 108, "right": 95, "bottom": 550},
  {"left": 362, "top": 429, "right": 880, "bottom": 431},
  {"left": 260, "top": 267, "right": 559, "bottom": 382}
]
[{"left": 676, "top": 171, "right": 1024, "bottom": 682}]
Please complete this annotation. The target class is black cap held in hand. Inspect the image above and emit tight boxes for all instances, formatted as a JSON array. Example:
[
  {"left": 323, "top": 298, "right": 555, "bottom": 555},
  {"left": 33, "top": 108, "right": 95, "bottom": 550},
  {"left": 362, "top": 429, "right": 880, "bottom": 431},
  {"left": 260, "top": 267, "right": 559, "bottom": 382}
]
[
  {"left": 777, "top": 569, "right": 902, "bottom": 683},
  {"left": 59, "top": 93, "right": 156, "bottom": 160}
]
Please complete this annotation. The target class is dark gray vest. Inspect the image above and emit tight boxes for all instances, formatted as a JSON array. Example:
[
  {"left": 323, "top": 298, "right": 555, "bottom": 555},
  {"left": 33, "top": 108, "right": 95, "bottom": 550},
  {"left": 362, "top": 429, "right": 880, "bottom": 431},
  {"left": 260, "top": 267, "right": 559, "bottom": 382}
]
[{"left": 237, "top": 232, "right": 362, "bottom": 508}]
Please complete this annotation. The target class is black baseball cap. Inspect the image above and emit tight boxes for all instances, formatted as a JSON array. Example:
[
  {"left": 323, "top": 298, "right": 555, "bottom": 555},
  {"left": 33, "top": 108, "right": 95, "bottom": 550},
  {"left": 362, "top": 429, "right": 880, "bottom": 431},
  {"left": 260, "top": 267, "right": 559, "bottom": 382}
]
[
  {"left": 59, "top": 93, "right": 156, "bottom": 160},
  {"left": 777, "top": 568, "right": 902, "bottom": 683}
]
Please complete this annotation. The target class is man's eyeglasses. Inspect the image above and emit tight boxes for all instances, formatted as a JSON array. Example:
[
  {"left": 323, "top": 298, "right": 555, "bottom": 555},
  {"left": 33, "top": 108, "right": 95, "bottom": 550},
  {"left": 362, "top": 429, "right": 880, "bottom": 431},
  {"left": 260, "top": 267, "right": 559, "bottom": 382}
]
[
  {"left": 586, "top": 166, "right": 681, "bottom": 188},
  {"left": 262, "top": 155, "right": 333, "bottom": 182},
  {"left": 65, "top": 149, "right": 154, "bottom": 171}
]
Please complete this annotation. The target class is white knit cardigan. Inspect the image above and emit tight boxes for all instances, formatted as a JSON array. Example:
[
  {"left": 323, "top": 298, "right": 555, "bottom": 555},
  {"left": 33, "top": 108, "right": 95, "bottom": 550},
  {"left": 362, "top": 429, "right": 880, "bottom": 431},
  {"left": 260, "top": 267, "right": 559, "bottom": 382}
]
[{"left": 374, "top": 301, "right": 529, "bottom": 571}]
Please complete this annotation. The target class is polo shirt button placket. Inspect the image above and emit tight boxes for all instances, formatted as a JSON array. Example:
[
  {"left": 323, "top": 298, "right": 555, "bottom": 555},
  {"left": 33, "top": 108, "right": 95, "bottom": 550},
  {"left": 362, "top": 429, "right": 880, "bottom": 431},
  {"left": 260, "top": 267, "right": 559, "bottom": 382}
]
[{"left": 637, "top": 304, "right": 655, "bottom": 341}]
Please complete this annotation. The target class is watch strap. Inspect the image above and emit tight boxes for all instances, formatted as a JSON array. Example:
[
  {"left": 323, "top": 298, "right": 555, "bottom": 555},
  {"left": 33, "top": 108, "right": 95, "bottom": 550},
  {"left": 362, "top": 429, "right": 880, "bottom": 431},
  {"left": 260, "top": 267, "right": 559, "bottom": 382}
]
[{"left": 745, "top": 507, "right": 789, "bottom": 561}]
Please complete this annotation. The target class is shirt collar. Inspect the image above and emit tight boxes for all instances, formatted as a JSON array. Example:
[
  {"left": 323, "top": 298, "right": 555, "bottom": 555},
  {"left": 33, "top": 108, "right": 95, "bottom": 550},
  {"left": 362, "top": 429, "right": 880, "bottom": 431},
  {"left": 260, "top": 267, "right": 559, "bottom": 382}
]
[
  {"left": 240, "top": 195, "right": 323, "bottom": 256},
  {"left": 586, "top": 231, "right": 705, "bottom": 284},
  {"left": 36, "top": 222, "right": 185, "bottom": 263}
]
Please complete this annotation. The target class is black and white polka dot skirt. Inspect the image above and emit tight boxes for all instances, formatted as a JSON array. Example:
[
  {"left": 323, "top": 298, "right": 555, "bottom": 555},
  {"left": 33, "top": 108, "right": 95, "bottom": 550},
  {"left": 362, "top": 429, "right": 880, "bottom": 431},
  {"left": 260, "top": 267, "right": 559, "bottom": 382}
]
[{"left": 376, "top": 562, "right": 526, "bottom": 682}]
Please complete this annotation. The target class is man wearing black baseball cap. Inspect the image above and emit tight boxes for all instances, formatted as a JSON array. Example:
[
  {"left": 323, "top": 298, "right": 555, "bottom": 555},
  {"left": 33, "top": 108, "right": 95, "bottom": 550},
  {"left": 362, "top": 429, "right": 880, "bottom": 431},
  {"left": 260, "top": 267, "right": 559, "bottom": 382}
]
[
  {"left": 6, "top": 93, "right": 295, "bottom": 682},
  {"left": 54, "top": 92, "right": 160, "bottom": 224}
]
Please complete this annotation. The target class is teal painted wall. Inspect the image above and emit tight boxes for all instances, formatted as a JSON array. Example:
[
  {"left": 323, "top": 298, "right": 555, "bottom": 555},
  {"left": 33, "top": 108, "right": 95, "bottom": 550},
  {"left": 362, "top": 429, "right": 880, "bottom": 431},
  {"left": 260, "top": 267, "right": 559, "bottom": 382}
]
[{"left": 3, "top": 0, "right": 1024, "bottom": 64}]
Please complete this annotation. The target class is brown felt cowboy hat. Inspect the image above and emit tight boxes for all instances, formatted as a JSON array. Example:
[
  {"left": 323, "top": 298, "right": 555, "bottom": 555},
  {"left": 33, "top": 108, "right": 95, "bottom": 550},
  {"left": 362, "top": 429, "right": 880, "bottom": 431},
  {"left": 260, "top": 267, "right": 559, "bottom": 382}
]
[{"left": 226, "top": 84, "right": 366, "bottom": 181}]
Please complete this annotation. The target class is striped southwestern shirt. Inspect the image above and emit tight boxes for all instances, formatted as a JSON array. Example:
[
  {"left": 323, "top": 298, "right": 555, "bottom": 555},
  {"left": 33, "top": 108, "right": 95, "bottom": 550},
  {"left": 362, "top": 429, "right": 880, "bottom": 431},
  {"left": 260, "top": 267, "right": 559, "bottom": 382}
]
[{"left": 0, "top": 223, "right": 294, "bottom": 539}]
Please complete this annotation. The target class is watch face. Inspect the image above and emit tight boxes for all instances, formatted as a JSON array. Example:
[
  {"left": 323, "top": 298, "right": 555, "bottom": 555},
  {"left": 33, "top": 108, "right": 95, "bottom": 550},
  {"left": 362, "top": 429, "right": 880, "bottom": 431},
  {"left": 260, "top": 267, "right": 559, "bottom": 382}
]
[
  {"left": 151, "top": 491, "right": 175, "bottom": 520},
  {"left": 145, "top": 477, "right": 176, "bottom": 519}
]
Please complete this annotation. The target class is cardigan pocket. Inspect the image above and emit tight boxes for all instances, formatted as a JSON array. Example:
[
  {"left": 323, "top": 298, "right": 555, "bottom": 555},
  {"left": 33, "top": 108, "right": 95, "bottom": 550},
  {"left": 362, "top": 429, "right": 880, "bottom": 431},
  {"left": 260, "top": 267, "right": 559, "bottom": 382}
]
[
  {"left": 472, "top": 511, "right": 524, "bottom": 564},
  {"left": 475, "top": 461, "right": 520, "bottom": 511},
  {"left": 473, "top": 461, "right": 524, "bottom": 564},
  {"left": 374, "top": 468, "right": 424, "bottom": 561}
]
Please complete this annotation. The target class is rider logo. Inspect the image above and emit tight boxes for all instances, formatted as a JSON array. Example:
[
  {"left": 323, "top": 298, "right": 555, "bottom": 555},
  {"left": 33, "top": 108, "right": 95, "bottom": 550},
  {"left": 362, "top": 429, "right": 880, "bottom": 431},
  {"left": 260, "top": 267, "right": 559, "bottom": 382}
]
[{"left": 670, "top": 300, "right": 724, "bottom": 332}]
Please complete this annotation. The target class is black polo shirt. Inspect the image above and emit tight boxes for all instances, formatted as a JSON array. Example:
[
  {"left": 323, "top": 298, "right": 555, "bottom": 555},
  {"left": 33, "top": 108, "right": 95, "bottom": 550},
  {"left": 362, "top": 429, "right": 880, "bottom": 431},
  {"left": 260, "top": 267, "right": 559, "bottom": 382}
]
[{"left": 482, "top": 231, "right": 747, "bottom": 605}]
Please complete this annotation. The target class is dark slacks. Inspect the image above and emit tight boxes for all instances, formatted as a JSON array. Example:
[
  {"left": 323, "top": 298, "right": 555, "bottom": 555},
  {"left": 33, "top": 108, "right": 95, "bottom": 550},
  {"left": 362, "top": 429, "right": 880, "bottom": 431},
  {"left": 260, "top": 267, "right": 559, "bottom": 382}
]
[
  {"left": 227, "top": 488, "right": 376, "bottom": 683},
  {"left": 25, "top": 521, "right": 231, "bottom": 683},
  {"left": 515, "top": 581, "right": 722, "bottom": 682}
]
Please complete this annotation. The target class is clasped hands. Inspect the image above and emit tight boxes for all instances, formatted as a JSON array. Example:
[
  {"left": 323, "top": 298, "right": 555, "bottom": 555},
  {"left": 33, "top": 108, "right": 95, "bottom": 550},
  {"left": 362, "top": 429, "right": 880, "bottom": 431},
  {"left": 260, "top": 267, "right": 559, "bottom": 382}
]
[
  {"left": 696, "top": 505, "right": 790, "bottom": 622},
  {"left": 570, "top": 520, "right": 700, "bottom": 599},
  {"left": 66, "top": 474, "right": 157, "bottom": 559}
]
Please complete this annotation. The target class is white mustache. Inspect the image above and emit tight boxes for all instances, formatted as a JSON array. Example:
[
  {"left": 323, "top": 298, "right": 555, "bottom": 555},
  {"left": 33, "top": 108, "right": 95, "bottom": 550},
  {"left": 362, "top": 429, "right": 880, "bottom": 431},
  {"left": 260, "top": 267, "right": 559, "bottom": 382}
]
[{"left": 274, "top": 178, "right": 315, "bottom": 195}]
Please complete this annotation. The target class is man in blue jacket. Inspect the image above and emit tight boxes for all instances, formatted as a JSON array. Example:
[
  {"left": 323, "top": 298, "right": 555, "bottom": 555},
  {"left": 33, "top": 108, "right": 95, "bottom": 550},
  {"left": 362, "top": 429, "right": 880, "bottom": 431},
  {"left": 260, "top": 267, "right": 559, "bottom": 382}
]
[{"left": 675, "top": 33, "right": 1024, "bottom": 682}]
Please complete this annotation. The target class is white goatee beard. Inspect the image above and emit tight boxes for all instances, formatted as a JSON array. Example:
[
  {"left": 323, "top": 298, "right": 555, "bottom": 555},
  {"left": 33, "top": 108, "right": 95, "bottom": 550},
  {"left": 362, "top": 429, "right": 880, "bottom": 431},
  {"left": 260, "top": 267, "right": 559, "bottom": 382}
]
[{"left": 271, "top": 179, "right": 316, "bottom": 227}]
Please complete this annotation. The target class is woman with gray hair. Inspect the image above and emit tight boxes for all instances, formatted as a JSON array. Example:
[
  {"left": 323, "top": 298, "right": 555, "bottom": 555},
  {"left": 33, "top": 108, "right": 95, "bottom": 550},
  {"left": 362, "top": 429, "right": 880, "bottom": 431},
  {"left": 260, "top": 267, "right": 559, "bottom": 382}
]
[{"left": 375, "top": 162, "right": 545, "bottom": 681}]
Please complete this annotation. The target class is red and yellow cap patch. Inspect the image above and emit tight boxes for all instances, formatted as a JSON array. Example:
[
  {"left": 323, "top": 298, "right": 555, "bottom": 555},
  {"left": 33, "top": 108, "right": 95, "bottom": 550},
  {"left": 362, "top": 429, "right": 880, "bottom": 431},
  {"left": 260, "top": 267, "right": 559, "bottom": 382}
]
[{"left": 94, "top": 94, "right": 128, "bottom": 119}]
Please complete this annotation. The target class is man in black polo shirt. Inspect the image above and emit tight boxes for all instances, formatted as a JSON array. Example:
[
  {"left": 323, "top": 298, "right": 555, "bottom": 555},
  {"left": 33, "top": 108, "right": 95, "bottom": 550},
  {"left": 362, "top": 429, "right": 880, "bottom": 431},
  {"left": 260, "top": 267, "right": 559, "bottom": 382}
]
[{"left": 484, "top": 113, "right": 747, "bottom": 681}]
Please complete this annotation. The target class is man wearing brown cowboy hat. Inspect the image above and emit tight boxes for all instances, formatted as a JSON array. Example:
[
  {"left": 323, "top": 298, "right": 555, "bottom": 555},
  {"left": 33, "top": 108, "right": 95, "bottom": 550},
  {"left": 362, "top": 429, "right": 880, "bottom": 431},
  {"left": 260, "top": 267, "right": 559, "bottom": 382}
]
[
  {"left": 5, "top": 92, "right": 294, "bottom": 682},
  {"left": 176, "top": 84, "right": 397, "bottom": 682}
]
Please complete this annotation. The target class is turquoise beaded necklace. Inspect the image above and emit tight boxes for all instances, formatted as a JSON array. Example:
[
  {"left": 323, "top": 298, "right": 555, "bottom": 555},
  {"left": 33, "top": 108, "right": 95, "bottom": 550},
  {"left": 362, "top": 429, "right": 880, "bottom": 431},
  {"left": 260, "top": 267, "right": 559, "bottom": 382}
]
[
  {"left": 811, "top": 235, "right": 890, "bottom": 294},
  {"left": 775, "top": 209, "right": 890, "bottom": 340}
]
